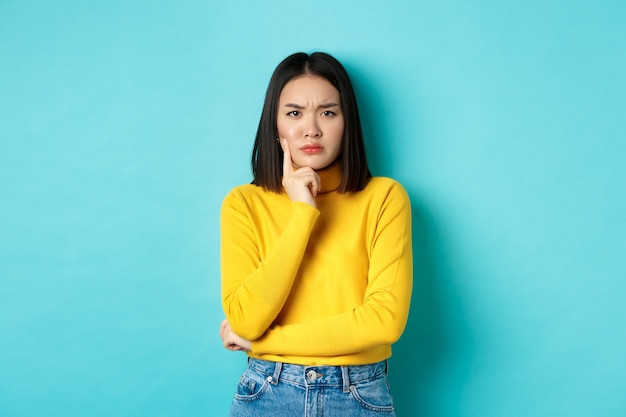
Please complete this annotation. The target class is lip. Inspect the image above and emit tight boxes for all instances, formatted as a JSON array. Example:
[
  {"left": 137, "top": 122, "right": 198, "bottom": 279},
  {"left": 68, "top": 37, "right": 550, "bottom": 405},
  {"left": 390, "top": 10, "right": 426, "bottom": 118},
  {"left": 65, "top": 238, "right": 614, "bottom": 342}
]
[{"left": 300, "top": 144, "right": 324, "bottom": 154}]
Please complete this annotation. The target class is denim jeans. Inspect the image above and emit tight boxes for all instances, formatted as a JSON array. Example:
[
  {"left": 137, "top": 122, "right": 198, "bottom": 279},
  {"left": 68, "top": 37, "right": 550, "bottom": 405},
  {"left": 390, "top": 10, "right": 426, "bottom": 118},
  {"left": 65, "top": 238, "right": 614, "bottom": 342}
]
[{"left": 229, "top": 358, "right": 396, "bottom": 417}]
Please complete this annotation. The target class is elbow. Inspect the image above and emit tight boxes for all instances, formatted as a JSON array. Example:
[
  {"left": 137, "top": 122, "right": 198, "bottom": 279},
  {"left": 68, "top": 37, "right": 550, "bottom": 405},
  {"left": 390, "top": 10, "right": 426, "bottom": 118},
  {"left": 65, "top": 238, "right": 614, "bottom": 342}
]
[
  {"left": 371, "top": 305, "right": 409, "bottom": 345},
  {"left": 380, "top": 320, "right": 407, "bottom": 345},
  {"left": 393, "top": 321, "right": 408, "bottom": 343},
  {"left": 223, "top": 300, "right": 267, "bottom": 340},
  {"left": 230, "top": 320, "right": 266, "bottom": 341}
]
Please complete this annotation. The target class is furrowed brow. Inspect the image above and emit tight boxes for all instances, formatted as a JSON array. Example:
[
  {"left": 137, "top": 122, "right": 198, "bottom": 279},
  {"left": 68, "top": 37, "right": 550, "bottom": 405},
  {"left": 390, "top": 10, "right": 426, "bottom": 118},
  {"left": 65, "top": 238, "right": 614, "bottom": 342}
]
[{"left": 283, "top": 103, "right": 305, "bottom": 109}]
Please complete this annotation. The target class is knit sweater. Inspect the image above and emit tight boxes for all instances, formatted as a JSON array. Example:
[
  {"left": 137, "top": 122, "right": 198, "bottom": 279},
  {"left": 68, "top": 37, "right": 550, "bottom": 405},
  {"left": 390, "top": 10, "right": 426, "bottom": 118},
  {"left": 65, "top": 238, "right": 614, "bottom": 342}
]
[{"left": 220, "top": 162, "right": 412, "bottom": 366}]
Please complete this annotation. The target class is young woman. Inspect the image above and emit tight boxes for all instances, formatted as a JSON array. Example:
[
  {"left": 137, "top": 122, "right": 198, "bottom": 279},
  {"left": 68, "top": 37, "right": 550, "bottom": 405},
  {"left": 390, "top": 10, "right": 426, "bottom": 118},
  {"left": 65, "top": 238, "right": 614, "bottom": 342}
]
[{"left": 219, "top": 52, "right": 412, "bottom": 416}]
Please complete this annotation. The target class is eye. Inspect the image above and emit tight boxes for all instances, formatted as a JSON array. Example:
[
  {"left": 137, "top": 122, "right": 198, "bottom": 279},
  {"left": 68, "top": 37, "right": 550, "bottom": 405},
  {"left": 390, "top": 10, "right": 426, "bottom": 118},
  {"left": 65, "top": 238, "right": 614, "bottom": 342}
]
[
  {"left": 321, "top": 111, "right": 336, "bottom": 117},
  {"left": 287, "top": 110, "right": 301, "bottom": 117}
]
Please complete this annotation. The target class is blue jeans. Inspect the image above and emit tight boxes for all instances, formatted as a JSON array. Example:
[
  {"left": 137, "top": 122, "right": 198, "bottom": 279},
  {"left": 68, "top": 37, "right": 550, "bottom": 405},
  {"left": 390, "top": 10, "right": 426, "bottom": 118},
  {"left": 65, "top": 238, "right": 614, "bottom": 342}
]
[{"left": 229, "top": 358, "right": 396, "bottom": 417}]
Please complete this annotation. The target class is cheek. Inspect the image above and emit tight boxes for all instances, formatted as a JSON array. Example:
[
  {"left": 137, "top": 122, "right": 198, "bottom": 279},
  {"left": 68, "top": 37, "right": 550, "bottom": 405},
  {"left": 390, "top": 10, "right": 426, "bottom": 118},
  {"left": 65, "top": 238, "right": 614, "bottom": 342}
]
[
  {"left": 330, "top": 141, "right": 343, "bottom": 159},
  {"left": 276, "top": 118, "right": 299, "bottom": 137},
  {"left": 278, "top": 125, "right": 300, "bottom": 139}
]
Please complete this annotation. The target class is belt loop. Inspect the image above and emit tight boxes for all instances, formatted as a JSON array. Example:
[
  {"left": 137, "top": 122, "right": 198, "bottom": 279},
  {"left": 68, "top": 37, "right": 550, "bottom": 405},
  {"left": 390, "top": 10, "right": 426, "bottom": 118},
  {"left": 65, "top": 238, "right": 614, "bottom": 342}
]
[
  {"left": 270, "top": 361, "right": 283, "bottom": 385},
  {"left": 341, "top": 366, "right": 351, "bottom": 393}
]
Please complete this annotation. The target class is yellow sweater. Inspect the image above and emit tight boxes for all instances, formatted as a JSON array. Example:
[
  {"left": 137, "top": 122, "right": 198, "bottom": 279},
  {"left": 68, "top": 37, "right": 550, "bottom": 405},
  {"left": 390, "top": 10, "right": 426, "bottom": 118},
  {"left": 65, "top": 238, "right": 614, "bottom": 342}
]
[{"left": 220, "top": 162, "right": 412, "bottom": 366}]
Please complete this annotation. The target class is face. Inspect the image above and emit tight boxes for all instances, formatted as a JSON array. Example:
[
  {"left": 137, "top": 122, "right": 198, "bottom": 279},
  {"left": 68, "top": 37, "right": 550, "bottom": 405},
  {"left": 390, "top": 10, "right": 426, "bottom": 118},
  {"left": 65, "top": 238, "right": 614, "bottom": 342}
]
[{"left": 277, "top": 75, "right": 344, "bottom": 170}]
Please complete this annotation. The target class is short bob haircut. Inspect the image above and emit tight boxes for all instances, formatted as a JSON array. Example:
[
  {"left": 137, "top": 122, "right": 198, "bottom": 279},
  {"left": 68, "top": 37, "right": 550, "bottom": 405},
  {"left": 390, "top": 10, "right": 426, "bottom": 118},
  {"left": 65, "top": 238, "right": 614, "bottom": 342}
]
[{"left": 251, "top": 52, "right": 371, "bottom": 193}]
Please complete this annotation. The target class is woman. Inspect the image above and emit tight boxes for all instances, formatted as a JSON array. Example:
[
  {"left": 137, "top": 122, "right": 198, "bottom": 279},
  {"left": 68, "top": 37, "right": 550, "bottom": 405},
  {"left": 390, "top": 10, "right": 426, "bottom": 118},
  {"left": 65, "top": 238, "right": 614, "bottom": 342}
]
[{"left": 219, "top": 51, "right": 412, "bottom": 416}]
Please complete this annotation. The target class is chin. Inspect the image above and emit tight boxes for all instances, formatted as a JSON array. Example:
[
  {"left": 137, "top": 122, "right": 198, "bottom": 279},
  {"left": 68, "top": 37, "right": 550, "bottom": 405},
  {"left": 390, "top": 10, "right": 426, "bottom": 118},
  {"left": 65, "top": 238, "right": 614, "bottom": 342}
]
[
  {"left": 295, "top": 157, "right": 333, "bottom": 171},
  {"left": 298, "top": 163, "right": 329, "bottom": 170}
]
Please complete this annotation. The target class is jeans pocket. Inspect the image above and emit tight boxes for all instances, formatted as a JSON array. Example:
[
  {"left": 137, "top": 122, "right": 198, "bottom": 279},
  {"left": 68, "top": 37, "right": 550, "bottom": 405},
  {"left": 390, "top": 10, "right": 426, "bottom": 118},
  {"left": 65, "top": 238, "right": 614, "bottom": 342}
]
[
  {"left": 349, "top": 376, "right": 395, "bottom": 413},
  {"left": 233, "top": 367, "right": 272, "bottom": 402}
]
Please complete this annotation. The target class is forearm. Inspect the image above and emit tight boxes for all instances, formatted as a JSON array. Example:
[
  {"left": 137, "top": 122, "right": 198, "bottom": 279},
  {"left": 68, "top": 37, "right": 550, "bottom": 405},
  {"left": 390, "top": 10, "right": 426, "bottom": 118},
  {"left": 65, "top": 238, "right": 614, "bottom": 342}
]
[
  {"left": 251, "top": 286, "right": 412, "bottom": 356},
  {"left": 221, "top": 198, "right": 320, "bottom": 340}
]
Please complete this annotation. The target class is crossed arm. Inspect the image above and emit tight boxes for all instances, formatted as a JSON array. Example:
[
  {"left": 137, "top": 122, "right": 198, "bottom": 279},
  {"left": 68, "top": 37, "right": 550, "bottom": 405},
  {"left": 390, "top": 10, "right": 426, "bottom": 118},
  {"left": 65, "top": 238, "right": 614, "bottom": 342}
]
[{"left": 219, "top": 140, "right": 412, "bottom": 355}]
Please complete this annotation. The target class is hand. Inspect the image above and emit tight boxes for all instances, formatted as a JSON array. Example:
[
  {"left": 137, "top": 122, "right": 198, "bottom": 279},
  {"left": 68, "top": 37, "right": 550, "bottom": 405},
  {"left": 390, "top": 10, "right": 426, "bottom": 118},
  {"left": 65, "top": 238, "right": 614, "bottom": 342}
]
[
  {"left": 281, "top": 138, "right": 321, "bottom": 207},
  {"left": 220, "top": 319, "right": 252, "bottom": 351}
]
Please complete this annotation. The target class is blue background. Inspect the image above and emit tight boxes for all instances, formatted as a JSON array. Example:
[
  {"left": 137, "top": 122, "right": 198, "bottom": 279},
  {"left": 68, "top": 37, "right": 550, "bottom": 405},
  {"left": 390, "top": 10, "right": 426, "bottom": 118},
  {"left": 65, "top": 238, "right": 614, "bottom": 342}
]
[{"left": 1, "top": 1, "right": 625, "bottom": 416}]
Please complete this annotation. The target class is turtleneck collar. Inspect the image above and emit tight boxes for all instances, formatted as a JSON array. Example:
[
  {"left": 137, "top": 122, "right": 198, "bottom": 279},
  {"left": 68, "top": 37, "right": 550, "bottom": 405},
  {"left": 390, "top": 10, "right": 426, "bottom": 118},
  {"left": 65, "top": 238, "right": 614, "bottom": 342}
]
[{"left": 317, "top": 160, "right": 342, "bottom": 194}]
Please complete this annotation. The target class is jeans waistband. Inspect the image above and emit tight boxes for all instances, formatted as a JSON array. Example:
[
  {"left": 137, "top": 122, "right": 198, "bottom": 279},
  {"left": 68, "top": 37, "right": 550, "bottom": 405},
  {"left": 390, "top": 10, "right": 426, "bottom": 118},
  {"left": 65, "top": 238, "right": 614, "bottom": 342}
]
[{"left": 247, "top": 358, "right": 388, "bottom": 392}]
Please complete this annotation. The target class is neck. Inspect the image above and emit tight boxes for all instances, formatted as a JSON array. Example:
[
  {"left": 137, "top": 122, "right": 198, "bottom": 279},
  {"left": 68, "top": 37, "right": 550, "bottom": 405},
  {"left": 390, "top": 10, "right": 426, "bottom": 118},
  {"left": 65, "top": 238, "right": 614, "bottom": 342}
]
[{"left": 317, "top": 160, "right": 342, "bottom": 194}]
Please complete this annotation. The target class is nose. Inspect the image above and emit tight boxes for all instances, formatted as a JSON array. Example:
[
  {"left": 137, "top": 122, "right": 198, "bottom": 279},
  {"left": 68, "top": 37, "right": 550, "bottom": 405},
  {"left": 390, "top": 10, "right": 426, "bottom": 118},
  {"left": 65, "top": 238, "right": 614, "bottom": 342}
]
[{"left": 305, "top": 116, "right": 321, "bottom": 138}]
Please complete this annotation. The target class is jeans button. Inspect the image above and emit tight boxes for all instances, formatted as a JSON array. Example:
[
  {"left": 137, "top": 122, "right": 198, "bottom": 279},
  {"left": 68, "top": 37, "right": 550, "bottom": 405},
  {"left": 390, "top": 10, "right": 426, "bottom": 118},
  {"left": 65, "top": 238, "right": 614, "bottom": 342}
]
[{"left": 306, "top": 370, "right": 316, "bottom": 380}]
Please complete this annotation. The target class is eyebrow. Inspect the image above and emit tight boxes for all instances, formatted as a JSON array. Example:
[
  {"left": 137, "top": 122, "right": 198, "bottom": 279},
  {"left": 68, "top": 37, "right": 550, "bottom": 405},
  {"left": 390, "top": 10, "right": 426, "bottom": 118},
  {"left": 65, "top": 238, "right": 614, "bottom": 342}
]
[{"left": 283, "top": 102, "right": 340, "bottom": 109}]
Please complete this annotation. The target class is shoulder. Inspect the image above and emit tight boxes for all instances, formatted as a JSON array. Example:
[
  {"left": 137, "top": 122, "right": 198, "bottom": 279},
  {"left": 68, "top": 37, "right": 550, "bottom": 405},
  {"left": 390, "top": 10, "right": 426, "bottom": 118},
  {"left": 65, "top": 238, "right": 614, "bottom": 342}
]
[
  {"left": 221, "top": 183, "right": 256, "bottom": 207},
  {"left": 364, "top": 177, "right": 409, "bottom": 198},
  {"left": 366, "top": 176, "right": 405, "bottom": 188},
  {"left": 357, "top": 177, "right": 411, "bottom": 211},
  {"left": 222, "top": 183, "right": 285, "bottom": 210},
  {"left": 223, "top": 183, "right": 262, "bottom": 199}
]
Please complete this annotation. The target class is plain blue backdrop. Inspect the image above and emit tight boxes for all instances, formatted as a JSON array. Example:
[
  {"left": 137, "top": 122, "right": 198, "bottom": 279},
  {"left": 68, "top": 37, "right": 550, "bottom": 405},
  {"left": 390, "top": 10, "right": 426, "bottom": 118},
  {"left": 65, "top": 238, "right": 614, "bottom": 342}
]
[{"left": 1, "top": 1, "right": 625, "bottom": 416}]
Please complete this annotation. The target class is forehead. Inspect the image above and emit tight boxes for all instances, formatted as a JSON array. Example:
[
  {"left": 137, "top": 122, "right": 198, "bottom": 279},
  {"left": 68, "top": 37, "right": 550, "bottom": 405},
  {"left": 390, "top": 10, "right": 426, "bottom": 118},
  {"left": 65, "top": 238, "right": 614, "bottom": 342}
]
[{"left": 279, "top": 75, "right": 340, "bottom": 103}]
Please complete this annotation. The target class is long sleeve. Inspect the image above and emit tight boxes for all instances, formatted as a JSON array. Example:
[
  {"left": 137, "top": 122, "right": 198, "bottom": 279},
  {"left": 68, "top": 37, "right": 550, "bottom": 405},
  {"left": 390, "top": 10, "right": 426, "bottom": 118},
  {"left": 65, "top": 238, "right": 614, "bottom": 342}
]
[
  {"left": 220, "top": 188, "right": 320, "bottom": 340},
  {"left": 250, "top": 182, "right": 413, "bottom": 357}
]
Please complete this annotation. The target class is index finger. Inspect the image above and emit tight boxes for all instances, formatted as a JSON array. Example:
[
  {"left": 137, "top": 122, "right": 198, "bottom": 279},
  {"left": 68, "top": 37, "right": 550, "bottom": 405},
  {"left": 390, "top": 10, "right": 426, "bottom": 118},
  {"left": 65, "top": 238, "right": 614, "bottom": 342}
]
[{"left": 282, "top": 138, "right": 294, "bottom": 176}]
